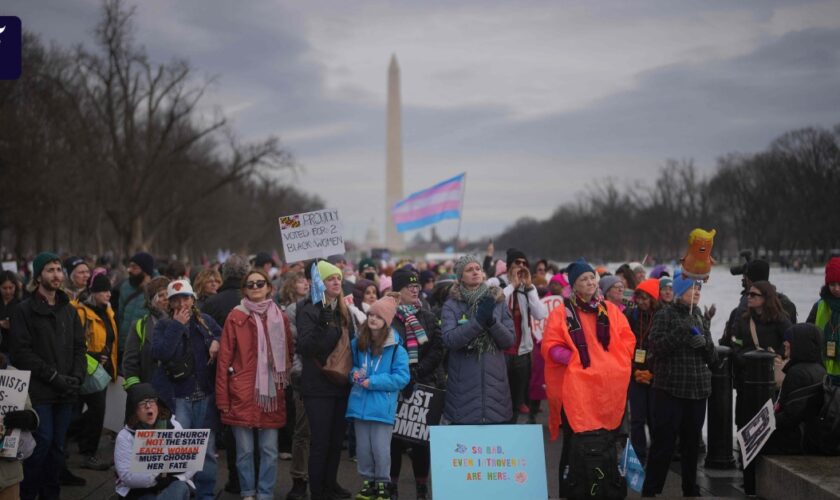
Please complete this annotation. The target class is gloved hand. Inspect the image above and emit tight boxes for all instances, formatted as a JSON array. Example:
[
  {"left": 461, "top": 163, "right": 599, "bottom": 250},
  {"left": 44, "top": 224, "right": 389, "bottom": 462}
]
[
  {"left": 155, "top": 474, "right": 177, "bottom": 491},
  {"left": 634, "top": 369, "right": 653, "bottom": 384},
  {"left": 51, "top": 374, "right": 80, "bottom": 394},
  {"left": 688, "top": 335, "right": 707, "bottom": 349},
  {"left": 319, "top": 305, "right": 334, "bottom": 326},
  {"left": 474, "top": 296, "right": 496, "bottom": 326},
  {"left": 3, "top": 410, "right": 38, "bottom": 431},
  {"left": 549, "top": 345, "right": 573, "bottom": 365}
]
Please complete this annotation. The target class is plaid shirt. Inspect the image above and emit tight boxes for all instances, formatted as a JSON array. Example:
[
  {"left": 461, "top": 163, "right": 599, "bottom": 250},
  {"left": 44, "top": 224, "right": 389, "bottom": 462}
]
[{"left": 649, "top": 303, "right": 717, "bottom": 400}]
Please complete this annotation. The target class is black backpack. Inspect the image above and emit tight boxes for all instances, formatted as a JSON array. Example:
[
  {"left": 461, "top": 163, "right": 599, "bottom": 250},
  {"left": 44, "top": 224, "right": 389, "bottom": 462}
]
[
  {"left": 564, "top": 429, "right": 627, "bottom": 499},
  {"left": 816, "top": 375, "right": 840, "bottom": 455}
]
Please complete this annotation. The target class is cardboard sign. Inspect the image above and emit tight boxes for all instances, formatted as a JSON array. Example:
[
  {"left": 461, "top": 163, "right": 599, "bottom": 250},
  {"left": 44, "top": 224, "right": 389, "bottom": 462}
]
[
  {"left": 430, "top": 424, "right": 548, "bottom": 500},
  {"left": 392, "top": 384, "right": 444, "bottom": 443},
  {"left": 0, "top": 370, "right": 30, "bottom": 458},
  {"left": 620, "top": 440, "right": 645, "bottom": 493},
  {"left": 736, "top": 399, "right": 776, "bottom": 468},
  {"left": 130, "top": 429, "right": 210, "bottom": 474},
  {"left": 279, "top": 209, "right": 345, "bottom": 263},
  {"left": 530, "top": 296, "right": 564, "bottom": 340}
]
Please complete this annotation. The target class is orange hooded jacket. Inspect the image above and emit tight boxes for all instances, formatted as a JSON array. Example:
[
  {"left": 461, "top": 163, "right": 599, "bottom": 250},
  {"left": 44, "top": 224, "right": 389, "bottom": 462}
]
[{"left": 541, "top": 299, "right": 636, "bottom": 440}]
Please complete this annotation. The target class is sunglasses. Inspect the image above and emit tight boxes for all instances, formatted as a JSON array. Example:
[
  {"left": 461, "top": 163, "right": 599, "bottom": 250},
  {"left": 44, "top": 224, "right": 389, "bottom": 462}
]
[
  {"left": 245, "top": 280, "right": 267, "bottom": 289},
  {"left": 747, "top": 291, "right": 763, "bottom": 298},
  {"left": 513, "top": 259, "right": 528, "bottom": 266}
]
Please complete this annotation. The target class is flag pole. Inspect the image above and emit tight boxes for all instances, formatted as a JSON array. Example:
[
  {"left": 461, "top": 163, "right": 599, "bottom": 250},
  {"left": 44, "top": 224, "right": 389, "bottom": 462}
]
[{"left": 454, "top": 172, "right": 466, "bottom": 248}]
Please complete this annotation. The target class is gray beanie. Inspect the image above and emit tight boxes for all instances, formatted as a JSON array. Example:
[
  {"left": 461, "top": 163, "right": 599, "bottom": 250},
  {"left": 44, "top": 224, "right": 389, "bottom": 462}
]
[
  {"left": 598, "top": 275, "right": 622, "bottom": 295},
  {"left": 454, "top": 255, "right": 481, "bottom": 280}
]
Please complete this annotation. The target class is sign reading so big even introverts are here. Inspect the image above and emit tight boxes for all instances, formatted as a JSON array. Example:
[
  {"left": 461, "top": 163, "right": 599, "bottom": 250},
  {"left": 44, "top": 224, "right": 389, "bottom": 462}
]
[
  {"left": 430, "top": 425, "right": 548, "bottom": 500},
  {"left": 130, "top": 429, "right": 210, "bottom": 474}
]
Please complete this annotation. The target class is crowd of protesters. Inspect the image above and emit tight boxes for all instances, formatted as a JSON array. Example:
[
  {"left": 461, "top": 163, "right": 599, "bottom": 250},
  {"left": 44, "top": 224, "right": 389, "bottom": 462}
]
[{"left": 0, "top": 246, "right": 837, "bottom": 500}]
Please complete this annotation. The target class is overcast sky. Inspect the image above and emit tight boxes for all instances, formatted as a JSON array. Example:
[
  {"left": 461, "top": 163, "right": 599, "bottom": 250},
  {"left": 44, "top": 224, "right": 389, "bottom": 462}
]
[{"left": 6, "top": 0, "right": 840, "bottom": 242}]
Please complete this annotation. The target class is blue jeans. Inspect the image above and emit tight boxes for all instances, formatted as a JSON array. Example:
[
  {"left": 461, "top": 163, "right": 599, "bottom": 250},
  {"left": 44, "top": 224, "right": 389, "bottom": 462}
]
[
  {"left": 232, "top": 426, "right": 278, "bottom": 499},
  {"left": 133, "top": 479, "right": 191, "bottom": 500},
  {"left": 354, "top": 420, "right": 392, "bottom": 482},
  {"left": 21, "top": 403, "right": 73, "bottom": 500},
  {"left": 174, "top": 397, "right": 218, "bottom": 500}
]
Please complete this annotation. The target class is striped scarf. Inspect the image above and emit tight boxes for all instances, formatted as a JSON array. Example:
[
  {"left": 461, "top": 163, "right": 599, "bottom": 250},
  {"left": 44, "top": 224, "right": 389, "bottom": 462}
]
[{"left": 396, "top": 304, "right": 427, "bottom": 364}]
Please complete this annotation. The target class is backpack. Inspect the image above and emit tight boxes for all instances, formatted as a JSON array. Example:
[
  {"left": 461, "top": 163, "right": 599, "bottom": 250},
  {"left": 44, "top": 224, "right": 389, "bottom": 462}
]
[
  {"left": 816, "top": 375, "right": 840, "bottom": 455},
  {"left": 564, "top": 429, "right": 627, "bottom": 499}
]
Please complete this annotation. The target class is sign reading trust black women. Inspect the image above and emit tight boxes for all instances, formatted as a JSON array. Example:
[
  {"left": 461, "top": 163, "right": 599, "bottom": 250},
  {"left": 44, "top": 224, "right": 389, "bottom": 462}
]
[{"left": 392, "top": 384, "right": 444, "bottom": 443}]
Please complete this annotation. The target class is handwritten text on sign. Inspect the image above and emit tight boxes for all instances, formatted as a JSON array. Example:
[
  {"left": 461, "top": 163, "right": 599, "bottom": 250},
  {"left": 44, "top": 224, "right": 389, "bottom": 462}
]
[
  {"left": 0, "top": 370, "right": 30, "bottom": 458},
  {"left": 530, "top": 296, "right": 564, "bottom": 341},
  {"left": 392, "top": 384, "right": 444, "bottom": 443},
  {"left": 130, "top": 429, "right": 210, "bottom": 474},
  {"left": 279, "top": 209, "right": 345, "bottom": 263},
  {"left": 430, "top": 425, "right": 547, "bottom": 499}
]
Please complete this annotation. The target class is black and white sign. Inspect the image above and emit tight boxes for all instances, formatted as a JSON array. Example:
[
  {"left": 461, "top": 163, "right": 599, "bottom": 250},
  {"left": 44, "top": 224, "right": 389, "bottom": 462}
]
[
  {"left": 736, "top": 399, "right": 776, "bottom": 468},
  {"left": 392, "top": 384, "right": 444, "bottom": 443}
]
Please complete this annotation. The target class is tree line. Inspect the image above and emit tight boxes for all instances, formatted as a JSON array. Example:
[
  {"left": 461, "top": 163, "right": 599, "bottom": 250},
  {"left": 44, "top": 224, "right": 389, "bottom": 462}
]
[
  {"left": 495, "top": 124, "right": 840, "bottom": 263},
  {"left": 0, "top": 0, "right": 322, "bottom": 262}
]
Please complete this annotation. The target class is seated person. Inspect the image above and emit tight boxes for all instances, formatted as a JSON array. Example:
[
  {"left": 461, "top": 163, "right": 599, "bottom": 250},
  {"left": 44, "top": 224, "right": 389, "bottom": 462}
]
[{"left": 114, "top": 383, "right": 194, "bottom": 499}]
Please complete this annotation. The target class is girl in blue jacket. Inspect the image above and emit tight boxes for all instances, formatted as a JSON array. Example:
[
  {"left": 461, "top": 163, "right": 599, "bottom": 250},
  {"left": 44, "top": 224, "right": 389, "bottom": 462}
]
[{"left": 346, "top": 296, "right": 409, "bottom": 500}]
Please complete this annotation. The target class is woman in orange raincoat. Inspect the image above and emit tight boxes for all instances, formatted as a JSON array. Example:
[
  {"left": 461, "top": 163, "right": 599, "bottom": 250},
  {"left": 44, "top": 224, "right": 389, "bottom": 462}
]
[{"left": 542, "top": 259, "right": 636, "bottom": 493}]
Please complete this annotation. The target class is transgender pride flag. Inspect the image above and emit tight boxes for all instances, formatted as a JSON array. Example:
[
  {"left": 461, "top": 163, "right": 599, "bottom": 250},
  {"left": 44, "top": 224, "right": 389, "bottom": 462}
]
[{"left": 392, "top": 173, "right": 465, "bottom": 232}]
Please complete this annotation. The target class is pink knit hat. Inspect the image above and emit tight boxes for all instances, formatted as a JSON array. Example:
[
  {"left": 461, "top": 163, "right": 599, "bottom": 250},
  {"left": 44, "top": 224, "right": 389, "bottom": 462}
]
[
  {"left": 368, "top": 296, "right": 397, "bottom": 327},
  {"left": 378, "top": 275, "right": 392, "bottom": 293},
  {"left": 495, "top": 260, "right": 507, "bottom": 277}
]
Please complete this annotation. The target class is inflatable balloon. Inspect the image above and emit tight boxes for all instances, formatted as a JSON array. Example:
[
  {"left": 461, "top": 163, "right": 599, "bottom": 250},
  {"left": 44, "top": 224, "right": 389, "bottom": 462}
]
[{"left": 680, "top": 228, "right": 716, "bottom": 281}]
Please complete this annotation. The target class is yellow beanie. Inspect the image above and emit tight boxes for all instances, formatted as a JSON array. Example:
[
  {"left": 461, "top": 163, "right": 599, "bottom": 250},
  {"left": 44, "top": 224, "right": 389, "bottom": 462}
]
[{"left": 317, "top": 260, "right": 342, "bottom": 281}]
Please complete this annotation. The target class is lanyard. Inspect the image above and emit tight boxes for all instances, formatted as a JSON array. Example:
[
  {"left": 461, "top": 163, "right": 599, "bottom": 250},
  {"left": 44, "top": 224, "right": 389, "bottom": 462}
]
[{"left": 364, "top": 351, "right": 383, "bottom": 373}]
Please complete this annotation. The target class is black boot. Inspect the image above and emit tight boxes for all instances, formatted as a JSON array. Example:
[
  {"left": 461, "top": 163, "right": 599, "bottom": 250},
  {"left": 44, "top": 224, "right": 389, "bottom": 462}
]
[
  {"left": 415, "top": 482, "right": 428, "bottom": 500},
  {"left": 286, "top": 477, "right": 308, "bottom": 500}
]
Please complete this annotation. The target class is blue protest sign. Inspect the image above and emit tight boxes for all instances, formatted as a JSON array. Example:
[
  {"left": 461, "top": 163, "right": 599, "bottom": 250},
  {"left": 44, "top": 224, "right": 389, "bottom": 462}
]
[
  {"left": 620, "top": 440, "right": 645, "bottom": 493},
  {"left": 430, "top": 424, "right": 548, "bottom": 500},
  {"left": 310, "top": 261, "right": 326, "bottom": 305}
]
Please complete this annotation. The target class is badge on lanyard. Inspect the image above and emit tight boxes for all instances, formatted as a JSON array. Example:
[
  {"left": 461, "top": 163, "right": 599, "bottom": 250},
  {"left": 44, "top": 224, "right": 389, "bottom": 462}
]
[
  {"left": 634, "top": 349, "right": 647, "bottom": 364},
  {"left": 828, "top": 341, "right": 837, "bottom": 358}
]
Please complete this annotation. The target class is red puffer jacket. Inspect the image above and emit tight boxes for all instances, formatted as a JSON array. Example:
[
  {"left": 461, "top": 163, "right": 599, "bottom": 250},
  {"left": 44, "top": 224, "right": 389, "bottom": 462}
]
[{"left": 216, "top": 306, "right": 293, "bottom": 428}]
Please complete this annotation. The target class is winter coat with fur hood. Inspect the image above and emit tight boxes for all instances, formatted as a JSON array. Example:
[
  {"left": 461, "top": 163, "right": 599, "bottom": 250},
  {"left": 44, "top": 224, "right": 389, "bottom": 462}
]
[{"left": 441, "top": 285, "right": 515, "bottom": 424}]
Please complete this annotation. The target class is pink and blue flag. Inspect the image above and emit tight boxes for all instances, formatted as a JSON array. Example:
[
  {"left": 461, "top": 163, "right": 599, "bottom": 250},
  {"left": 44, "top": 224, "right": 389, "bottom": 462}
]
[{"left": 392, "top": 173, "right": 465, "bottom": 232}]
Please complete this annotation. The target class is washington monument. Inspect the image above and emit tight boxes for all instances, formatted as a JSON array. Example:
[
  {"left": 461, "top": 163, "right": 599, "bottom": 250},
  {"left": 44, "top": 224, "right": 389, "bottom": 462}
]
[{"left": 385, "top": 54, "right": 405, "bottom": 251}]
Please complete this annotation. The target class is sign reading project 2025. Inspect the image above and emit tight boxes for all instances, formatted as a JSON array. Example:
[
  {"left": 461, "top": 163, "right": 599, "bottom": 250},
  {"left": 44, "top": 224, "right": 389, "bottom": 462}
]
[{"left": 278, "top": 209, "right": 345, "bottom": 263}]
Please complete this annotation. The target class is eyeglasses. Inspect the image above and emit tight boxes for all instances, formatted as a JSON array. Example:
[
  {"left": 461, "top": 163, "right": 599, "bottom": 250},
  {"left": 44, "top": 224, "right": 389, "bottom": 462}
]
[
  {"left": 245, "top": 280, "right": 267, "bottom": 289},
  {"left": 747, "top": 292, "right": 763, "bottom": 298},
  {"left": 406, "top": 284, "right": 421, "bottom": 292},
  {"left": 137, "top": 399, "right": 157, "bottom": 408}
]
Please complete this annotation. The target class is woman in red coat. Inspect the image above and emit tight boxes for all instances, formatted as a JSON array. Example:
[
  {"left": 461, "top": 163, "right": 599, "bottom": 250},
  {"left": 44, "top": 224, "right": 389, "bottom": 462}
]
[{"left": 217, "top": 269, "right": 293, "bottom": 500}]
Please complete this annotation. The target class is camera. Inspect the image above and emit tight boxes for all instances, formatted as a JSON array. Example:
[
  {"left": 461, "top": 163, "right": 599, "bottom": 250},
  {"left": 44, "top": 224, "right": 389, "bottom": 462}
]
[{"left": 729, "top": 250, "right": 753, "bottom": 276}]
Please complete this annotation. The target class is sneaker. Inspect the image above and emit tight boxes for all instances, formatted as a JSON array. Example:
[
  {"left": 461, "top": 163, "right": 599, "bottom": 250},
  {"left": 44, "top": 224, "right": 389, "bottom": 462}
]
[
  {"left": 330, "top": 483, "right": 352, "bottom": 499},
  {"left": 355, "top": 480, "right": 375, "bottom": 500},
  {"left": 518, "top": 404, "right": 530, "bottom": 414},
  {"left": 286, "top": 478, "right": 308, "bottom": 500},
  {"left": 81, "top": 455, "right": 110, "bottom": 471},
  {"left": 279, "top": 451, "right": 293, "bottom": 460},
  {"left": 373, "top": 482, "right": 390, "bottom": 500},
  {"left": 59, "top": 467, "right": 87, "bottom": 486}
]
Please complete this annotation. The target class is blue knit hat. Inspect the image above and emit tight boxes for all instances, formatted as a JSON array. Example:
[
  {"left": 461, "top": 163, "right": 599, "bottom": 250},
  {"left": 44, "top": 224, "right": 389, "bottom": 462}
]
[
  {"left": 672, "top": 273, "right": 696, "bottom": 298},
  {"left": 567, "top": 258, "right": 595, "bottom": 286}
]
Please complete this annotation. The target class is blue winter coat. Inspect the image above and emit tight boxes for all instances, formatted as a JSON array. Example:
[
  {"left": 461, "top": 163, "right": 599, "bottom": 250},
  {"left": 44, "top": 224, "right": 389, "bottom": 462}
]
[
  {"left": 441, "top": 285, "right": 515, "bottom": 424},
  {"left": 345, "top": 329, "right": 410, "bottom": 425},
  {"left": 150, "top": 313, "right": 221, "bottom": 409}
]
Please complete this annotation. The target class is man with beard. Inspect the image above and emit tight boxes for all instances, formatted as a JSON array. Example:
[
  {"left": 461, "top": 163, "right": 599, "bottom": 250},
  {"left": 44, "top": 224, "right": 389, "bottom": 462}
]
[
  {"left": 117, "top": 252, "right": 154, "bottom": 364},
  {"left": 11, "top": 252, "right": 86, "bottom": 500}
]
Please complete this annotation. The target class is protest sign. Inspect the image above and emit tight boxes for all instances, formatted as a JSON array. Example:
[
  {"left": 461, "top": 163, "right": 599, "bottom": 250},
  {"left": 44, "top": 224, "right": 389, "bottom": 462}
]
[
  {"left": 130, "top": 429, "right": 210, "bottom": 474},
  {"left": 620, "top": 440, "right": 645, "bottom": 493},
  {"left": 530, "top": 296, "right": 564, "bottom": 340},
  {"left": 736, "top": 399, "right": 776, "bottom": 468},
  {"left": 0, "top": 262, "right": 17, "bottom": 273},
  {"left": 430, "top": 424, "right": 548, "bottom": 500},
  {"left": 0, "top": 370, "right": 30, "bottom": 458},
  {"left": 278, "top": 209, "right": 345, "bottom": 263},
  {"left": 392, "top": 384, "right": 444, "bottom": 443}
]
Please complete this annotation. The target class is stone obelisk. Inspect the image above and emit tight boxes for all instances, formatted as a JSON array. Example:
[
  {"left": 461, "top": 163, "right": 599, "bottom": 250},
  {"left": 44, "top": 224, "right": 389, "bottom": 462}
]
[{"left": 385, "top": 54, "right": 405, "bottom": 251}]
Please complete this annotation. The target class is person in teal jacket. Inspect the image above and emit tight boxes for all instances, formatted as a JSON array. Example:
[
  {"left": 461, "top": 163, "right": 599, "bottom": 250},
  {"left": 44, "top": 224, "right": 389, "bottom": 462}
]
[{"left": 346, "top": 296, "right": 409, "bottom": 500}]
